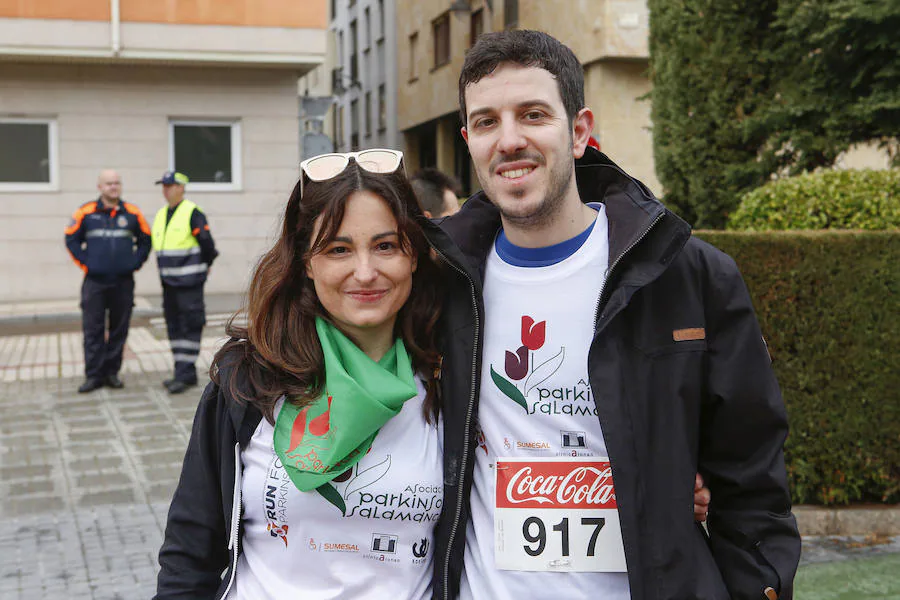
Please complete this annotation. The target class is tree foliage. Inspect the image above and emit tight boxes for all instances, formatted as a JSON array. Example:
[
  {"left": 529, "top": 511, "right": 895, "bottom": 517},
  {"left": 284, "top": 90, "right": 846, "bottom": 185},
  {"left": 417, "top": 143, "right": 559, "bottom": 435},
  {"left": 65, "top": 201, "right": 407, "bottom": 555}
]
[
  {"left": 649, "top": 0, "right": 900, "bottom": 229},
  {"left": 757, "top": 0, "right": 900, "bottom": 173}
]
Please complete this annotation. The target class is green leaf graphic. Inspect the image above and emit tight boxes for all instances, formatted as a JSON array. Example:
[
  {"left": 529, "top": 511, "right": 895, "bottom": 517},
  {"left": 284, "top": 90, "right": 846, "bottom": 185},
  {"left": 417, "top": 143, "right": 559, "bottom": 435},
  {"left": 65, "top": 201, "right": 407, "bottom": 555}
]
[
  {"left": 345, "top": 455, "right": 391, "bottom": 500},
  {"left": 316, "top": 483, "right": 346, "bottom": 515},
  {"left": 490, "top": 365, "right": 528, "bottom": 411}
]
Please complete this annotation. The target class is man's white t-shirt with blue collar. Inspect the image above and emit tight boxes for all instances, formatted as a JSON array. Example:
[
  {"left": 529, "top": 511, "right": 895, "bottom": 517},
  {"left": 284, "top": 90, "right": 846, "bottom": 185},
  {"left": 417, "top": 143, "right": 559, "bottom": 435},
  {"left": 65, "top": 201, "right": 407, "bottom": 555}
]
[{"left": 460, "top": 203, "right": 631, "bottom": 599}]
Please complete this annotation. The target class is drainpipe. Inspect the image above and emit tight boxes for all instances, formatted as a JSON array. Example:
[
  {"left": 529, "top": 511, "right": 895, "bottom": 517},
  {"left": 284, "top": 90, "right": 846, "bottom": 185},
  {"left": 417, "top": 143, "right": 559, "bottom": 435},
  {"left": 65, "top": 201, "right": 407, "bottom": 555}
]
[{"left": 110, "top": 0, "right": 121, "bottom": 56}]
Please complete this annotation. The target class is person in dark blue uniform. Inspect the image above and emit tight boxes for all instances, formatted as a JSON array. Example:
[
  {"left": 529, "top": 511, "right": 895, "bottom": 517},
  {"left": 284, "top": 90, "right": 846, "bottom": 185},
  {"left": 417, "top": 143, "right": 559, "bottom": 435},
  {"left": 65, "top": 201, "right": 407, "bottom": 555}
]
[
  {"left": 151, "top": 171, "right": 219, "bottom": 394},
  {"left": 65, "top": 169, "right": 152, "bottom": 393}
]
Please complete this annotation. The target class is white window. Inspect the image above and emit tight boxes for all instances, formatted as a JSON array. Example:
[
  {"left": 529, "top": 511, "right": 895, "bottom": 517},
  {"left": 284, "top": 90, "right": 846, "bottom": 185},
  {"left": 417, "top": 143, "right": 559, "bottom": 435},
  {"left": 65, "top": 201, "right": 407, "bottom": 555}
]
[
  {"left": 0, "top": 117, "right": 59, "bottom": 192},
  {"left": 168, "top": 120, "right": 242, "bottom": 192}
]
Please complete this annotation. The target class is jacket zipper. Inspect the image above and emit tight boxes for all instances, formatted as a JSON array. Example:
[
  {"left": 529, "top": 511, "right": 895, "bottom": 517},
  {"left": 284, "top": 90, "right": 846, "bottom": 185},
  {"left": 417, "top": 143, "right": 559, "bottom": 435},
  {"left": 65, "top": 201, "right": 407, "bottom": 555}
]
[
  {"left": 593, "top": 212, "right": 664, "bottom": 330},
  {"left": 218, "top": 442, "right": 243, "bottom": 600},
  {"left": 589, "top": 210, "right": 663, "bottom": 599},
  {"left": 432, "top": 247, "right": 480, "bottom": 600}
]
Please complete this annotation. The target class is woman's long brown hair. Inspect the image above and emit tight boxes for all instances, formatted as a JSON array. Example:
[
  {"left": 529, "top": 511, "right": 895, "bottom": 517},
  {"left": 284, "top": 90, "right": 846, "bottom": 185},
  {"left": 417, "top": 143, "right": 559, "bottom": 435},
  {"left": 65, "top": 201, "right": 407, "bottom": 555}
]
[{"left": 211, "top": 163, "right": 444, "bottom": 423}]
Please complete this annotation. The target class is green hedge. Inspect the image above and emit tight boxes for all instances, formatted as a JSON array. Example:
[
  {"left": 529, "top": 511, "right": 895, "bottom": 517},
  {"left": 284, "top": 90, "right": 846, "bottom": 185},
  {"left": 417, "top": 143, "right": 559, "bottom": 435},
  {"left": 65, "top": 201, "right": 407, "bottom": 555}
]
[
  {"left": 696, "top": 231, "right": 900, "bottom": 505},
  {"left": 728, "top": 169, "right": 900, "bottom": 231}
]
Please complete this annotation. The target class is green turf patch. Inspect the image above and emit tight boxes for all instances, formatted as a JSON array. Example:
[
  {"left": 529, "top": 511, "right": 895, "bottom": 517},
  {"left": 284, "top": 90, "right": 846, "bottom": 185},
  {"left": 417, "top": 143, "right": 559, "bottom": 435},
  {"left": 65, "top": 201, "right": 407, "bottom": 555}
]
[{"left": 795, "top": 554, "right": 900, "bottom": 599}]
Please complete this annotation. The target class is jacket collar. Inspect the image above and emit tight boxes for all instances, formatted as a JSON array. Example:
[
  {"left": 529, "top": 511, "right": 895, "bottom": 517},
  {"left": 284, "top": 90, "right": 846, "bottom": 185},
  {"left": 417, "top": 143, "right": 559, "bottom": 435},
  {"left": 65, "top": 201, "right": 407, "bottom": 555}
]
[
  {"left": 216, "top": 350, "right": 264, "bottom": 446},
  {"left": 96, "top": 197, "right": 122, "bottom": 213},
  {"left": 439, "top": 147, "right": 689, "bottom": 277}
]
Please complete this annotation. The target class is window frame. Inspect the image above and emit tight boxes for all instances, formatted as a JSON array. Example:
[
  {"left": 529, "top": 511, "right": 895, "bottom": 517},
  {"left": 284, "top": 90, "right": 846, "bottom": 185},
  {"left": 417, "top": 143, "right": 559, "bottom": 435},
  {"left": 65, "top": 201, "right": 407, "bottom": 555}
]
[
  {"left": 349, "top": 19, "right": 359, "bottom": 82},
  {"left": 365, "top": 91, "right": 372, "bottom": 137},
  {"left": 350, "top": 99, "right": 360, "bottom": 151},
  {"left": 168, "top": 119, "right": 243, "bottom": 192},
  {"left": 377, "top": 0, "right": 385, "bottom": 41},
  {"left": 378, "top": 83, "right": 387, "bottom": 132},
  {"left": 504, "top": 0, "right": 518, "bottom": 29},
  {"left": 336, "top": 105, "right": 345, "bottom": 152},
  {"left": 470, "top": 8, "right": 484, "bottom": 48},
  {"left": 433, "top": 13, "right": 451, "bottom": 70},
  {"left": 0, "top": 117, "right": 59, "bottom": 192},
  {"left": 409, "top": 32, "right": 419, "bottom": 82}
]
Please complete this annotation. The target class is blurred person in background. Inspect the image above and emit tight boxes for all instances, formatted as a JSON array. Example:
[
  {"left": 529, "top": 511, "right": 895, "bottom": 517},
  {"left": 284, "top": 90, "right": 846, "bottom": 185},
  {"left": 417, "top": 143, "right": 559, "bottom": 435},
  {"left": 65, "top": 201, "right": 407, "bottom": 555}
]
[
  {"left": 410, "top": 168, "right": 462, "bottom": 218},
  {"left": 152, "top": 171, "right": 218, "bottom": 394},
  {"left": 65, "top": 169, "right": 151, "bottom": 393}
]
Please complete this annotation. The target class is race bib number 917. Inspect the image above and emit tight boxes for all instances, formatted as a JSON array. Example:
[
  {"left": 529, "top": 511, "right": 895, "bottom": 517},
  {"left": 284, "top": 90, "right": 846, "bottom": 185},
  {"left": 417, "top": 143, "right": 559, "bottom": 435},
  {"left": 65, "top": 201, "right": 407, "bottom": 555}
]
[{"left": 494, "top": 457, "right": 627, "bottom": 572}]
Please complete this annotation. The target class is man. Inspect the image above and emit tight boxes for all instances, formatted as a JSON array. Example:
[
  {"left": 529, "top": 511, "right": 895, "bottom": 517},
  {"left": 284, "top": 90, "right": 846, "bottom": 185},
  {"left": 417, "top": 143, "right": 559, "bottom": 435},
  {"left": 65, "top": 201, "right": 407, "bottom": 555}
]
[
  {"left": 410, "top": 168, "right": 462, "bottom": 218},
  {"left": 65, "top": 170, "right": 152, "bottom": 393},
  {"left": 429, "top": 31, "right": 800, "bottom": 599},
  {"left": 152, "top": 171, "right": 218, "bottom": 394}
]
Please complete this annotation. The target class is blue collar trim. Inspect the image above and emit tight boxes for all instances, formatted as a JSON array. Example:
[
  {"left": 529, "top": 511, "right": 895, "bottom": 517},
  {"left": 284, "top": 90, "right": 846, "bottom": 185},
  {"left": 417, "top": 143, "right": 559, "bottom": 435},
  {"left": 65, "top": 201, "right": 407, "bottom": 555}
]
[{"left": 495, "top": 206, "right": 599, "bottom": 267}]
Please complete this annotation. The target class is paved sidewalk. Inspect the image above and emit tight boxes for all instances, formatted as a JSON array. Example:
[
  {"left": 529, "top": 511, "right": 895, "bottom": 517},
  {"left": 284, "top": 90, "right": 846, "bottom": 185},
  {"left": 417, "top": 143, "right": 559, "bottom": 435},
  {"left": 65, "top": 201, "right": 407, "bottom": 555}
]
[
  {"left": 0, "top": 326, "right": 220, "bottom": 383},
  {"left": 0, "top": 324, "right": 223, "bottom": 599},
  {"left": 1, "top": 319, "right": 898, "bottom": 598}
]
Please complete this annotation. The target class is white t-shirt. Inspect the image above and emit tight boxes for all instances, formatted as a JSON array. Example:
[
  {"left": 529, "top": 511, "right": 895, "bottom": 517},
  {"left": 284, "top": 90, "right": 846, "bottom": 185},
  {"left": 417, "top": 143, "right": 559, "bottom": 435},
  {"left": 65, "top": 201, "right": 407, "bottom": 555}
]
[
  {"left": 229, "top": 377, "right": 443, "bottom": 600},
  {"left": 461, "top": 205, "right": 631, "bottom": 599}
]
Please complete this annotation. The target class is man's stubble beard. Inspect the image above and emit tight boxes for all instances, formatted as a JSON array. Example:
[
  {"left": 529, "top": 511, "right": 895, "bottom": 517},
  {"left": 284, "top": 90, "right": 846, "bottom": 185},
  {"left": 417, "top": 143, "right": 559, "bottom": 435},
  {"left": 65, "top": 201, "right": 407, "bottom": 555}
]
[{"left": 489, "top": 152, "right": 574, "bottom": 233}]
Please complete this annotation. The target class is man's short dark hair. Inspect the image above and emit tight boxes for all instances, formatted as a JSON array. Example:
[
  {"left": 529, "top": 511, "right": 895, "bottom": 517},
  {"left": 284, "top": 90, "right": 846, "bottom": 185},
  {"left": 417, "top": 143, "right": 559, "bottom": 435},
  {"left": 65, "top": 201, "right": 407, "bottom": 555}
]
[
  {"left": 410, "top": 168, "right": 462, "bottom": 216},
  {"left": 458, "top": 30, "right": 585, "bottom": 126}
]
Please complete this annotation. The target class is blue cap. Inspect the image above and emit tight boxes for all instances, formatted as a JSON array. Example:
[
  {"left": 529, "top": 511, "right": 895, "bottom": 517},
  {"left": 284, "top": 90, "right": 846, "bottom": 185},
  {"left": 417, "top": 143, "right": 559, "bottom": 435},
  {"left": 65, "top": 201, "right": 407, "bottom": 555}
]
[{"left": 155, "top": 171, "right": 189, "bottom": 185}]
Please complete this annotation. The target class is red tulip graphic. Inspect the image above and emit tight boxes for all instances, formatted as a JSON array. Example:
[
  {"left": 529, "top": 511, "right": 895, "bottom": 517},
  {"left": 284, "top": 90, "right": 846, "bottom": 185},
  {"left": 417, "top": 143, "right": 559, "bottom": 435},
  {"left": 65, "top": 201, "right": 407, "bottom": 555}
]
[
  {"left": 522, "top": 316, "right": 546, "bottom": 351},
  {"left": 288, "top": 407, "right": 308, "bottom": 452},
  {"left": 309, "top": 395, "right": 333, "bottom": 437},
  {"left": 505, "top": 345, "right": 529, "bottom": 380}
]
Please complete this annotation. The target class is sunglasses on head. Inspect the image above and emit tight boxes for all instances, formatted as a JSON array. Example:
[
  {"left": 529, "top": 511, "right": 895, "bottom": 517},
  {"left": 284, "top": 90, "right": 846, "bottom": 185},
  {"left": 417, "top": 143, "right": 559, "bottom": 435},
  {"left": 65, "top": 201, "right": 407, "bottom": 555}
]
[{"left": 300, "top": 149, "right": 404, "bottom": 193}]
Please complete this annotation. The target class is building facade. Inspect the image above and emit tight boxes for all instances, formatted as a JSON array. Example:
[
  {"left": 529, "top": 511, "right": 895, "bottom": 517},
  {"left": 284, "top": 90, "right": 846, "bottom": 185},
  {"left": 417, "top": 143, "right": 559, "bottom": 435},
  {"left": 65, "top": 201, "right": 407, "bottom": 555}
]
[
  {"left": 397, "top": 0, "right": 659, "bottom": 196},
  {"left": 0, "top": 0, "right": 327, "bottom": 302},
  {"left": 322, "top": 0, "right": 400, "bottom": 155}
]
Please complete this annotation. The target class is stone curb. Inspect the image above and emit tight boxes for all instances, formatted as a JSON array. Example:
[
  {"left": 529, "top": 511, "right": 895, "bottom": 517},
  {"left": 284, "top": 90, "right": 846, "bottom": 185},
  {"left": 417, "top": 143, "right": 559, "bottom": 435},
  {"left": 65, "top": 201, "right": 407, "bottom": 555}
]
[
  {"left": 0, "top": 307, "right": 162, "bottom": 326},
  {"left": 795, "top": 505, "right": 900, "bottom": 536},
  {"left": 0, "top": 307, "right": 163, "bottom": 335}
]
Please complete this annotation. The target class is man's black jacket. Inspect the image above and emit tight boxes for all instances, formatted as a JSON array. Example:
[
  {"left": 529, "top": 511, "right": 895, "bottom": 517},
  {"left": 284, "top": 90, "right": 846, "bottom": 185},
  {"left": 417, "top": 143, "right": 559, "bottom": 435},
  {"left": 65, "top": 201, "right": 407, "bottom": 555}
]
[{"left": 427, "top": 147, "right": 801, "bottom": 600}]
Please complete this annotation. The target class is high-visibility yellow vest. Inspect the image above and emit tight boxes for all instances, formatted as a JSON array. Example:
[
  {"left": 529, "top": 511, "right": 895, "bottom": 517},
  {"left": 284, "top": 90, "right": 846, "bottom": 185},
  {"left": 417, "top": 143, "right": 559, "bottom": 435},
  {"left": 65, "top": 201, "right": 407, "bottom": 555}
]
[{"left": 152, "top": 199, "right": 207, "bottom": 287}]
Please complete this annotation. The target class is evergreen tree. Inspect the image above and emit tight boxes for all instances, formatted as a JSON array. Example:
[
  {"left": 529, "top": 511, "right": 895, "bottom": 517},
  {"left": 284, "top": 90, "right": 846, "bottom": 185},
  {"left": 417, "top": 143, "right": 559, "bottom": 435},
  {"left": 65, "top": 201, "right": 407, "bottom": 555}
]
[
  {"left": 649, "top": 0, "right": 900, "bottom": 228},
  {"left": 649, "top": 0, "right": 780, "bottom": 227},
  {"left": 759, "top": 0, "right": 900, "bottom": 173}
]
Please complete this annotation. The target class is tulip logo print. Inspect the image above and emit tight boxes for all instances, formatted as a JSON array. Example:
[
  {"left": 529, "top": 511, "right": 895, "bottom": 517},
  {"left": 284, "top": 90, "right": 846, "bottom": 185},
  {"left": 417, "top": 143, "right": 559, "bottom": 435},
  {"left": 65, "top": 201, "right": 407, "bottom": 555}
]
[
  {"left": 317, "top": 453, "right": 391, "bottom": 516},
  {"left": 490, "top": 315, "right": 565, "bottom": 411},
  {"left": 285, "top": 395, "right": 334, "bottom": 474}
]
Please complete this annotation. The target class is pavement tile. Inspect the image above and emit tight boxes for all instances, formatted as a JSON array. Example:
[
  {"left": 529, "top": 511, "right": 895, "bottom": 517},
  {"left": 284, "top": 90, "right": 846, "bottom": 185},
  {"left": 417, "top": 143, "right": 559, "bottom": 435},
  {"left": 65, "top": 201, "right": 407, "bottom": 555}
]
[
  {"left": 76, "top": 490, "right": 137, "bottom": 507},
  {"left": 68, "top": 457, "right": 124, "bottom": 472},
  {"left": 7, "top": 480, "right": 55, "bottom": 495},
  {"left": 4, "top": 497, "right": 66, "bottom": 517},
  {"left": 0, "top": 465, "right": 53, "bottom": 480},
  {"left": 74, "top": 472, "right": 133, "bottom": 489},
  {"left": 64, "top": 418, "right": 110, "bottom": 430},
  {"left": 66, "top": 429, "right": 113, "bottom": 443}
]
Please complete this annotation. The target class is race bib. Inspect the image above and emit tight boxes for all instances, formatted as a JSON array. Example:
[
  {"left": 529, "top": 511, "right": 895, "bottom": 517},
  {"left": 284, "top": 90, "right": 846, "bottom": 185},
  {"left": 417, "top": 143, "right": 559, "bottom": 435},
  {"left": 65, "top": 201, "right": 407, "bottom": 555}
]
[{"left": 494, "top": 457, "right": 627, "bottom": 572}]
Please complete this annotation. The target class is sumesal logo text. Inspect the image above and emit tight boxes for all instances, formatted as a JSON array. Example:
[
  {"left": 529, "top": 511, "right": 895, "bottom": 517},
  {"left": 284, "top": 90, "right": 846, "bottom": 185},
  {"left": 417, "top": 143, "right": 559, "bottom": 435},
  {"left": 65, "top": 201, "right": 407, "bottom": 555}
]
[{"left": 496, "top": 460, "right": 617, "bottom": 509}]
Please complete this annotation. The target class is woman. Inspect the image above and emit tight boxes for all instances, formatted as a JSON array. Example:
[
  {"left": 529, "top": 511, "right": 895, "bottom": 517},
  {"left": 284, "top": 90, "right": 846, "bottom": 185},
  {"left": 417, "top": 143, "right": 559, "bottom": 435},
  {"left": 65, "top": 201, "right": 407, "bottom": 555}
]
[{"left": 155, "top": 150, "right": 445, "bottom": 600}]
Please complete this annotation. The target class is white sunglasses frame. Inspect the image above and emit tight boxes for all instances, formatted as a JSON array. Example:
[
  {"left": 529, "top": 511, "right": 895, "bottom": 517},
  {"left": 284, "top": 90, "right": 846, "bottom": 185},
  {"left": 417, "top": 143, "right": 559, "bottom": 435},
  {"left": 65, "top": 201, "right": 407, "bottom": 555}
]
[{"left": 299, "top": 149, "right": 405, "bottom": 194}]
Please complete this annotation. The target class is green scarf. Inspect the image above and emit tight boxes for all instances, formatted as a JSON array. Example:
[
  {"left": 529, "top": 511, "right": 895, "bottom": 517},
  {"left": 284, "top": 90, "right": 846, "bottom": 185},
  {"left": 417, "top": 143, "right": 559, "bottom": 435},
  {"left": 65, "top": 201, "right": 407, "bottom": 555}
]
[{"left": 274, "top": 317, "right": 417, "bottom": 492}]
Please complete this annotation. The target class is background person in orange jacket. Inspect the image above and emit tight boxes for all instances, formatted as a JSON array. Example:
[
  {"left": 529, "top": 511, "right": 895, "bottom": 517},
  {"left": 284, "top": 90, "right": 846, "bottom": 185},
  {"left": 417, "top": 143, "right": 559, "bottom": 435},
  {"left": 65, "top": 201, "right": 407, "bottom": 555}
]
[{"left": 65, "top": 169, "right": 152, "bottom": 393}]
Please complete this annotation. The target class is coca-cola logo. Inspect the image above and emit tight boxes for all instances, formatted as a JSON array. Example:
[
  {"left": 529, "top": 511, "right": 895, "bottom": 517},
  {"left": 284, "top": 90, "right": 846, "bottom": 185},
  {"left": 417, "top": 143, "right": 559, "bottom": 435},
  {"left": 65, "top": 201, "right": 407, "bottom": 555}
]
[{"left": 497, "top": 461, "right": 617, "bottom": 509}]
